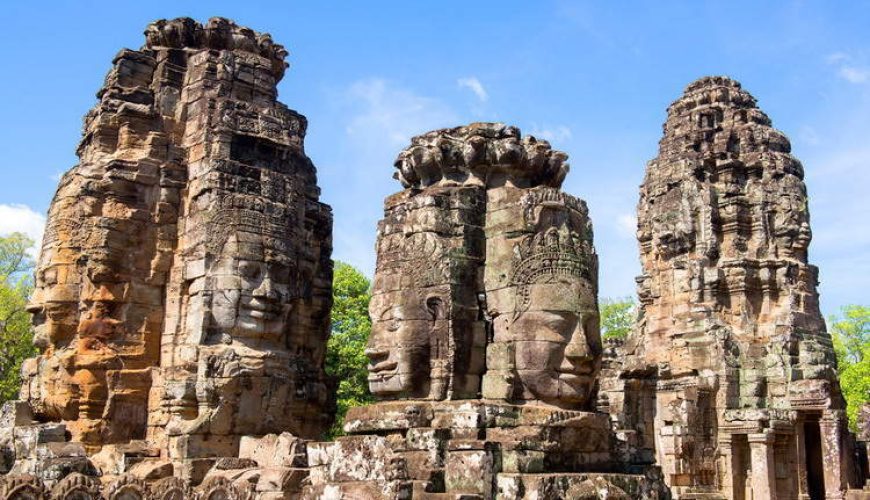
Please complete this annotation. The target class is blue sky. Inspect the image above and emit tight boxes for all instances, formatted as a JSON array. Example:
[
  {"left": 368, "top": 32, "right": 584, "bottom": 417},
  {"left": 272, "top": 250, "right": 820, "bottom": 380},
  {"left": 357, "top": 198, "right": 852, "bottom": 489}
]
[{"left": 1, "top": 1, "right": 868, "bottom": 317}]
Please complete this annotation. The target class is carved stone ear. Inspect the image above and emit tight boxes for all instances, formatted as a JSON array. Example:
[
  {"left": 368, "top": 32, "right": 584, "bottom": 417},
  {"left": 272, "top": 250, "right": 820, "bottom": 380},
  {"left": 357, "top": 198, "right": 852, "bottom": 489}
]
[{"left": 426, "top": 297, "right": 444, "bottom": 321}]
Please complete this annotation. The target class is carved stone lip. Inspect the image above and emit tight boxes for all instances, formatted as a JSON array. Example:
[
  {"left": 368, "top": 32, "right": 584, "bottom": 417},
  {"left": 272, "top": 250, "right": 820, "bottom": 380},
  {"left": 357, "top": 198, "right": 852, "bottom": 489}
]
[
  {"left": 558, "top": 373, "right": 591, "bottom": 385},
  {"left": 368, "top": 361, "right": 398, "bottom": 379},
  {"left": 241, "top": 298, "right": 282, "bottom": 319},
  {"left": 558, "top": 362, "right": 595, "bottom": 377},
  {"left": 245, "top": 309, "right": 276, "bottom": 320}
]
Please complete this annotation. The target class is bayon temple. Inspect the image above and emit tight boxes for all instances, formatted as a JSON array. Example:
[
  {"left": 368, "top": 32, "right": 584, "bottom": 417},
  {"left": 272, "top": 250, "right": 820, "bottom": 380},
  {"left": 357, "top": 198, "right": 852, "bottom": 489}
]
[{"left": 0, "top": 17, "right": 867, "bottom": 500}]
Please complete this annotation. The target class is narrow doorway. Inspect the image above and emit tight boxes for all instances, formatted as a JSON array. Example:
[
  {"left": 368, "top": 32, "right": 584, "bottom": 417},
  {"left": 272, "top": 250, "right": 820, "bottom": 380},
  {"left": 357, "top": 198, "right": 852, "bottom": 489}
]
[
  {"left": 804, "top": 419, "right": 826, "bottom": 500},
  {"left": 732, "top": 434, "right": 749, "bottom": 500}
]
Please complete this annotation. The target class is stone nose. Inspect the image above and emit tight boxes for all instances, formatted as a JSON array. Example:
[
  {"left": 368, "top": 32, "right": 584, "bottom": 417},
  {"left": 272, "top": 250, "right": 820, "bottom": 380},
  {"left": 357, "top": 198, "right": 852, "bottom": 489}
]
[
  {"left": 562, "top": 320, "right": 594, "bottom": 369},
  {"left": 252, "top": 275, "right": 279, "bottom": 300}
]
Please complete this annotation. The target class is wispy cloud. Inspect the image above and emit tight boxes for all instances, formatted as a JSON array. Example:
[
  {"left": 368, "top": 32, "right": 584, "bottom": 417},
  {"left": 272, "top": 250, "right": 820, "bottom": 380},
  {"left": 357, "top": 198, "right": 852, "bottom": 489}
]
[
  {"left": 838, "top": 65, "right": 870, "bottom": 84},
  {"left": 827, "top": 52, "right": 870, "bottom": 84},
  {"left": 529, "top": 124, "right": 573, "bottom": 143},
  {"left": 329, "top": 78, "right": 462, "bottom": 276},
  {"left": 344, "top": 78, "right": 458, "bottom": 148},
  {"left": 826, "top": 52, "right": 849, "bottom": 64},
  {"left": 457, "top": 76, "right": 488, "bottom": 102},
  {"left": 0, "top": 204, "right": 46, "bottom": 257}
]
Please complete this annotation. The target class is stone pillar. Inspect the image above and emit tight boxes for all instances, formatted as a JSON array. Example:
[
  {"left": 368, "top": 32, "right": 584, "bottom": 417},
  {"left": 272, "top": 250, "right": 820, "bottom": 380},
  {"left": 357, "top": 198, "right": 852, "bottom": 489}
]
[
  {"left": 748, "top": 431, "right": 777, "bottom": 500},
  {"left": 718, "top": 433, "right": 740, "bottom": 499},
  {"left": 819, "top": 411, "right": 846, "bottom": 500}
]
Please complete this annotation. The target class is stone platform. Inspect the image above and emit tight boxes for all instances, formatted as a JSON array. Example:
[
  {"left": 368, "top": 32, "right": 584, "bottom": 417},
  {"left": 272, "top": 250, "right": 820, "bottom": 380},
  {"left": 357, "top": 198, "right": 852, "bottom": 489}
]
[{"left": 302, "top": 401, "right": 668, "bottom": 499}]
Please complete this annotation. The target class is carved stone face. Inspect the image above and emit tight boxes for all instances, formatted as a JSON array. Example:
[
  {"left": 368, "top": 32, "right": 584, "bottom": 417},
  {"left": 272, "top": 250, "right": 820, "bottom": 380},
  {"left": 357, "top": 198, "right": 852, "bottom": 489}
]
[
  {"left": 365, "top": 291, "right": 434, "bottom": 398},
  {"left": 27, "top": 256, "right": 79, "bottom": 351},
  {"left": 208, "top": 233, "right": 294, "bottom": 341},
  {"left": 510, "top": 279, "right": 600, "bottom": 407}
]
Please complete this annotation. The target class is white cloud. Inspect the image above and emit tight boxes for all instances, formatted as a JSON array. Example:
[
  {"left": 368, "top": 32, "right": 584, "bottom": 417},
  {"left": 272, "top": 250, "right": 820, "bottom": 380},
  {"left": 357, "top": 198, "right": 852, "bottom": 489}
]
[
  {"left": 838, "top": 65, "right": 870, "bottom": 84},
  {"left": 616, "top": 214, "right": 637, "bottom": 238},
  {"left": 457, "top": 76, "right": 489, "bottom": 102},
  {"left": 324, "top": 78, "right": 462, "bottom": 278},
  {"left": 826, "top": 53, "right": 870, "bottom": 84},
  {"left": 826, "top": 52, "right": 849, "bottom": 64},
  {"left": 0, "top": 204, "right": 46, "bottom": 256},
  {"left": 344, "top": 78, "right": 458, "bottom": 148},
  {"left": 529, "top": 124, "right": 573, "bottom": 143}
]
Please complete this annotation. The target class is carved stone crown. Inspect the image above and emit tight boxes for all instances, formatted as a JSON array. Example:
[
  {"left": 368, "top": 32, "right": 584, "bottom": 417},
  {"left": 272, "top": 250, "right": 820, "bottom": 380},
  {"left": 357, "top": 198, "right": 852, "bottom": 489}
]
[
  {"left": 205, "top": 207, "right": 293, "bottom": 261},
  {"left": 144, "top": 17, "right": 289, "bottom": 79},
  {"left": 510, "top": 227, "right": 594, "bottom": 312},
  {"left": 394, "top": 122, "right": 569, "bottom": 190}
]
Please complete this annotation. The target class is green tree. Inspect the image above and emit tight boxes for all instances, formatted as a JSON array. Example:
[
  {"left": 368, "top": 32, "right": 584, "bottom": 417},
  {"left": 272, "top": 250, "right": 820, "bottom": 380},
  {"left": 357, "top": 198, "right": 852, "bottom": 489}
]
[
  {"left": 0, "top": 233, "right": 37, "bottom": 403},
  {"left": 828, "top": 305, "right": 870, "bottom": 430},
  {"left": 599, "top": 297, "right": 636, "bottom": 340},
  {"left": 325, "top": 261, "right": 374, "bottom": 438}
]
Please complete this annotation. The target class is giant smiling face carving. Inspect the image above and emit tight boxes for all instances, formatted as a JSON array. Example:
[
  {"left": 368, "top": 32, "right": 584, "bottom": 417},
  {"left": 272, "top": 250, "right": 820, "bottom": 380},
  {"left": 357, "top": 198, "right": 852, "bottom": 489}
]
[
  {"left": 208, "top": 232, "right": 296, "bottom": 342},
  {"left": 509, "top": 278, "right": 600, "bottom": 406}
]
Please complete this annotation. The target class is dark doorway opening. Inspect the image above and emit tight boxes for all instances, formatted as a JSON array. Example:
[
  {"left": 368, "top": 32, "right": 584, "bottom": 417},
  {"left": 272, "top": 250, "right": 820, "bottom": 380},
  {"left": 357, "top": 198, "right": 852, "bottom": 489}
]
[
  {"left": 732, "top": 434, "right": 749, "bottom": 500},
  {"left": 804, "top": 419, "right": 826, "bottom": 500}
]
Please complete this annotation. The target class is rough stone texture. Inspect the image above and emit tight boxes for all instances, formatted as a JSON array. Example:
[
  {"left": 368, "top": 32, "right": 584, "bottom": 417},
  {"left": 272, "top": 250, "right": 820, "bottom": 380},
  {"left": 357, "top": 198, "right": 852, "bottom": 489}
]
[
  {"left": 601, "top": 76, "right": 864, "bottom": 499},
  {"left": 304, "top": 123, "right": 666, "bottom": 499},
  {"left": 1, "top": 16, "right": 333, "bottom": 495},
  {"left": 0, "top": 26, "right": 865, "bottom": 498}
]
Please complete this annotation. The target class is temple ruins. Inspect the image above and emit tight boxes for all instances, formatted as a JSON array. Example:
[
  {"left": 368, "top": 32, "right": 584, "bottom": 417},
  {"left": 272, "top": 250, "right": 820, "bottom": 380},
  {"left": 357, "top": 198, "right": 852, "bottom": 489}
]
[
  {"left": 302, "top": 123, "right": 667, "bottom": 498},
  {"left": 599, "top": 76, "right": 866, "bottom": 499},
  {"left": 0, "top": 17, "right": 867, "bottom": 500},
  {"left": 0, "top": 17, "right": 333, "bottom": 498}
]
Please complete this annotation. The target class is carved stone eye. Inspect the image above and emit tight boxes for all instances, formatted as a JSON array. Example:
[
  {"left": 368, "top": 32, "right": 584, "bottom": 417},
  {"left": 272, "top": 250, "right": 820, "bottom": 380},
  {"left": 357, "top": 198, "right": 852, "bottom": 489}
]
[
  {"left": 238, "top": 261, "right": 260, "bottom": 279},
  {"left": 41, "top": 267, "right": 59, "bottom": 286},
  {"left": 386, "top": 318, "right": 400, "bottom": 332}
]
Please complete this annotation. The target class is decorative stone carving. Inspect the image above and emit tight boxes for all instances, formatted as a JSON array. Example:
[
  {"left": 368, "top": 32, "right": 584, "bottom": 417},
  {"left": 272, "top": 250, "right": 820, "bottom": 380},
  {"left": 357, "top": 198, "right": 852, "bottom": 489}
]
[
  {"left": 0, "top": 474, "right": 46, "bottom": 500},
  {"left": 393, "top": 122, "right": 568, "bottom": 189},
  {"left": 602, "top": 76, "right": 864, "bottom": 498},
  {"left": 150, "top": 476, "right": 190, "bottom": 500},
  {"left": 305, "top": 123, "right": 667, "bottom": 499},
  {"left": 50, "top": 473, "right": 101, "bottom": 499},
  {"left": 194, "top": 476, "right": 255, "bottom": 500},
  {"left": 2, "top": 16, "right": 333, "bottom": 495},
  {"left": 482, "top": 186, "right": 599, "bottom": 409},
  {"left": 103, "top": 475, "right": 150, "bottom": 500}
]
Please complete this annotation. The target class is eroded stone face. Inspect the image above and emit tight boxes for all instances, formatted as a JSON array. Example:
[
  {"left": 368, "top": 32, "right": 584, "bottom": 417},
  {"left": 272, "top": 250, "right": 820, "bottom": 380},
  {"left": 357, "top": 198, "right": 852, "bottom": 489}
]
[
  {"left": 366, "top": 288, "right": 438, "bottom": 398},
  {"left": 12, "top": 17, "right": 334, "bottom": 471},
  {"left": 508, "top": 279, "right": 599, "bottom": 405},
  {"left": 482, "top": 185, "right": 600, "bottom": 410},
  {"left": 207, "top": 232, "right": 295, "bottom": 342},
  {"left": 366, "top": 191, "right": 484, "bottom": 402}
]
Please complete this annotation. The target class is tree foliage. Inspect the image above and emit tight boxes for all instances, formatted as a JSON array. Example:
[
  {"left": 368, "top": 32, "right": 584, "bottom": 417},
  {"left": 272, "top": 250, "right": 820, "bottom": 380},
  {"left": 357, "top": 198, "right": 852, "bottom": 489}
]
[
  {"left": 829, "top": 304, "right": 870, "bottom": 430},
  {"left": 325, "top": 261, "right": 373, "bottom": 438},
  {"left": 599, "top": 297, "right": 636, "bottom": 340},
  {"left": 0, "top": 233, "right": 37, "bottom": 403}
]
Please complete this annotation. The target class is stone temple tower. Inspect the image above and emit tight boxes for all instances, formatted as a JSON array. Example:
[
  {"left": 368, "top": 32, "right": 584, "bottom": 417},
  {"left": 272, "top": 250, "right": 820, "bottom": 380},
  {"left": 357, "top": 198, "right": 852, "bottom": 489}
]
[
  {"left": 4, "top": 17, "right": 334, "bottom": 493},
  {"left": 604, "top": 76, "right": 862, "bottom": 499}
]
